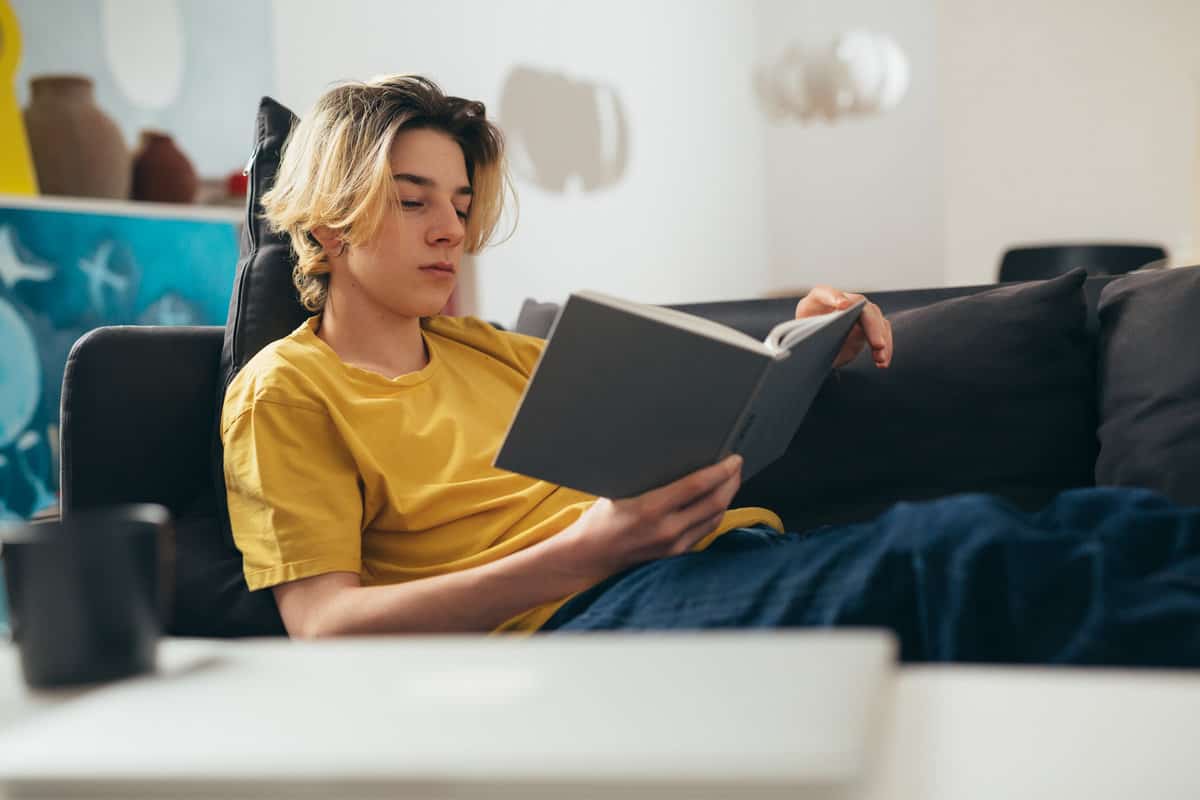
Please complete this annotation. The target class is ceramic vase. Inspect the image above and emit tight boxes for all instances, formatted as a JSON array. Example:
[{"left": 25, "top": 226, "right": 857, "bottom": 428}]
[
  {"left": 131, "top": 130, "right": 197, "bottom": 204},
  {"left": 22, "top": 75, "right": 130, "bottom": 199}
]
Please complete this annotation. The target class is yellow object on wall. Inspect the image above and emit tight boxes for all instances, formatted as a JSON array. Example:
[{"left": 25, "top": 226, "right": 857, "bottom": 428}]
[{"left": 0, "top": 0, "right": 38, "bottom": 194}]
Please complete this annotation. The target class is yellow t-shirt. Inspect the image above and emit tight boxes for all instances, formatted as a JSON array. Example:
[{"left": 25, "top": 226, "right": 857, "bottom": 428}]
[{"left": 221, "top": 315, "right": 784, "bottom": 632}]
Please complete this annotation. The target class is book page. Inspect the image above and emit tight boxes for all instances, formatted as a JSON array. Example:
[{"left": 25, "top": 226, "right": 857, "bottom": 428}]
[
  {"left": 574, "top": 290, "right": 770, "bottom": 354},
  {"left": 764, "top": 299, "right": 866, "bottom": 353}
]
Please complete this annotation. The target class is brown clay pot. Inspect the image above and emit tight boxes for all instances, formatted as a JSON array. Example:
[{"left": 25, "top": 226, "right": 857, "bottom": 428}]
[
  {"left": 22, "top": 75, "right": 131, "bottom": 199},
  {"left": 131, "top": 130, "right": 197, "bottom": 204}
]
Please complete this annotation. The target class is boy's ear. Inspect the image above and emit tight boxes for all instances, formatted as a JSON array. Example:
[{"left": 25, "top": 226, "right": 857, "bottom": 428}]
[{"left": 310, "top": 225, "right": 340, "bottom": 252}]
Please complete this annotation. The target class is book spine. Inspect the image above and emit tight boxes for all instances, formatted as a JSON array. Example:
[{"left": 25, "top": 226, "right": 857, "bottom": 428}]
[{"left": 718, "top": 357, "right": 775, "bottom": 457}]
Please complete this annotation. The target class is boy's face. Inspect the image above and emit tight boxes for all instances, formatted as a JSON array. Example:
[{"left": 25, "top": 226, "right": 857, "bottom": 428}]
[{"left": 335, "top": 127, "right": 472, "bottom": 319}]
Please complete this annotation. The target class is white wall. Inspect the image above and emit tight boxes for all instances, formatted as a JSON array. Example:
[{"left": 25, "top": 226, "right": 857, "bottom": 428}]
[
  {"left": 189, "top": 0, "right": 1200, "bottom": 300},
  {"left": 19, "top": 1, "right": 1196, "bottom": 312},
  {"left": 754, "top": 0, "right": 945, "bottom": 294},
  {"left": 939, "top": 0, "right": 1200, "bottom": 285},
  {"left": 272, "top": 0, "right": 771, "bottom": 324}
]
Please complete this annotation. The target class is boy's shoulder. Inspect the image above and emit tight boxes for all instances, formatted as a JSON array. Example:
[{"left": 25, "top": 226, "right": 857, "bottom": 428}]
[
  {"left": 223, "top": 317, "right": 330, "bottom": 417},
  {"left": 424, "top": 313, "right": 508, "bottom": 343},
  {"left": 425, "top": 314, "right": 546, "bottom": 376},
  {"left": 424, "top": 314, "right": 545, "bottom": 370}
]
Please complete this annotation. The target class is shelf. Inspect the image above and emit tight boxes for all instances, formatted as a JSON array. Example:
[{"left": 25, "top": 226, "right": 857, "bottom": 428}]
[{"left": 0, "top": 193, "right": 242, "bottom": 223}]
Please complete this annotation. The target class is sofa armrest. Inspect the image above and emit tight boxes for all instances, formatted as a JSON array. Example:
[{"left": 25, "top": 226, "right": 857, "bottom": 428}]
[{"left": 60, "top": 326, "right": 224, "bottom": 516}]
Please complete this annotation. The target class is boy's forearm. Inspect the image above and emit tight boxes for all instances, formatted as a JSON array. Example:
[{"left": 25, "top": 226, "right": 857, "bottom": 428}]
[{"left": 306, "top": 530, "right": 598, "bottom": 636}]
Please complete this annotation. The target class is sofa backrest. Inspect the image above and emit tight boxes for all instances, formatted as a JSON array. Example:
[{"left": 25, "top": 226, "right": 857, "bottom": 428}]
[{"left": 517, "top": 276, "right": 1119, "bottom": 341}]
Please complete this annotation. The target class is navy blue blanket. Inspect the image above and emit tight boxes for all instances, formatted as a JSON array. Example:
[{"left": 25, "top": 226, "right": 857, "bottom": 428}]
[{"left": 542, "top": 488, "right": 1200, "bottom": 666}]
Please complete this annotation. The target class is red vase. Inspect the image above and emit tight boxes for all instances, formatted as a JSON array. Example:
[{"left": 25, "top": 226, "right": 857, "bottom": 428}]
[
  {"left": 131, "top": 130, "right": 197, "bottom": 204},
  {"left": 22, "top": 75, "right": 131, "bottom": 199}
]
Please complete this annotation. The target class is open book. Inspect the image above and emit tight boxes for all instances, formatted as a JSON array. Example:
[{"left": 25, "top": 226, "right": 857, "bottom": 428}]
[{"left": 494, "top": 290, "right": 865, "bottom": 498}]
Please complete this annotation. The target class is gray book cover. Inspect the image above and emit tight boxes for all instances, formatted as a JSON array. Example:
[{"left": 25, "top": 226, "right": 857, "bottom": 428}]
[{"left": 494, "top": 292, "right": 863, "bottom": 498}]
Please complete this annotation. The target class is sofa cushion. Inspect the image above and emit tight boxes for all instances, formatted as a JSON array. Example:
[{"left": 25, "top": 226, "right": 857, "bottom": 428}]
[
  {"left": 732, "top": 269, "right": 1097, "bottom": 531},
  {"left": 188, "top": 97, "right": 302, "bottom": 636},
  {"left": 218, "top": 96, "right": 306, "bottom": 388},
  {"left": 1095, "top": 265, "right": 1200, "bottom": 505},
  {"left": 514, "top": 297, "right": 561, "bottom": 337}
]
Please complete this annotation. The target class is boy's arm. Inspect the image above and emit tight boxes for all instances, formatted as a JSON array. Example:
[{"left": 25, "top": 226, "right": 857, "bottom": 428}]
[
  {"left": 273, "top": 530, "right": 596, "bottom": 637},
  {"left": 273, "top": 455, "right": 745, "bottom": 637}
]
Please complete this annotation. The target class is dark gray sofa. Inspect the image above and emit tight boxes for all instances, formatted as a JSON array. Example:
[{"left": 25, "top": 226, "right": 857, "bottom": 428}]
[
  {"left": 59, "top": 263, "right": 1200, "bottom": 637},
  {"left": 57, "top": 98, "right": 1200, "bottom": 638}
]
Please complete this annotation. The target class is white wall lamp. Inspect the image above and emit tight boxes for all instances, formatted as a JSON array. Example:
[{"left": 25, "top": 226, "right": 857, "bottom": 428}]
[{"left": 755, "top": 30, "right": 910, "bottom": 123}]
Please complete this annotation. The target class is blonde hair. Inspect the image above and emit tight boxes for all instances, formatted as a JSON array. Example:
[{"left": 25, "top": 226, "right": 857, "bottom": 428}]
[{"left": 261, "top": 75, "right": 512, "bottom": 312}]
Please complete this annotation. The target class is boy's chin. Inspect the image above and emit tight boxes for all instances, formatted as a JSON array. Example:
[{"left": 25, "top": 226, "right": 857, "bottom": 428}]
[{"left": 413, "top": 289, "right": 456, "bottom": 317}]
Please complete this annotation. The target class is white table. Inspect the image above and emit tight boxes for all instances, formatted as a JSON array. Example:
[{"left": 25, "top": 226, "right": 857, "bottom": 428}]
[
  {"left": 0, "top": 633, "right": 893, "bottom": 799},
  {"left": 0, "top": 634, "right": 1198, "bottom": 799},
  {"left": 865, "top": 665, "right": 1200, "bottom": 799}
]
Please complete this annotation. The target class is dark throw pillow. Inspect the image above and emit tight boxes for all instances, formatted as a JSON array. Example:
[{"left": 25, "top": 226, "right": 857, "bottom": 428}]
[
  {"left": 174, "top": 97, "right": 301, "bottom": 636},
  {"left": 514, "top": 297, "right": 561, "bottom": 338},
  {"left": 220, "top": 96, "right": 306, "bottom": 381},
  {"left": 732, "top": 269, "right": 1096, "bottom": 531},
  {"left": 1095, "top": 265, "right": 1200, "bottom": 505}
]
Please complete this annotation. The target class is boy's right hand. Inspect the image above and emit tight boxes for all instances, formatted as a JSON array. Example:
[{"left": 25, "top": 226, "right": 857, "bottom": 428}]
[{"left": 558, "top": 455, "right": 744, "bottom": 582}]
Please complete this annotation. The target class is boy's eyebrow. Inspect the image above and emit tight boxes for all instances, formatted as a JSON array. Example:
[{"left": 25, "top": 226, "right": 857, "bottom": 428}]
[{"left": 392, "top": 172, "right": 473, "bottom": 196}]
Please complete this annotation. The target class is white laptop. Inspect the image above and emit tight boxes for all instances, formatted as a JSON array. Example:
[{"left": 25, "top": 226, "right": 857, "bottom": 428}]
[{"left": 0, "top": 631, "right": 895, "bottom": 799}]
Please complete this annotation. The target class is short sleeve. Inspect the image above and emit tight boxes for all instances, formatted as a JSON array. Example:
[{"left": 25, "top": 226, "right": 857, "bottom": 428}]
[
  {"left": 222, "top": 396, "right": 364, "bottom": 590},
  {"left": 498, "top": 329, "right": 546, "bottom": 377}
]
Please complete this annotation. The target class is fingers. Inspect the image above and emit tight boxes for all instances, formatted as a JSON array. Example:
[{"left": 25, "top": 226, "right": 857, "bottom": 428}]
[
  {"left": 795, "top": 285, "right": 856, "bottom": 318},
  {"left": 669, "top": 467, "right": 742, "bottom": 540},
  {"left": 880, "top": 318, "right": 893, "bottom": 367},
  {"left": 806, "top": 294, "right": 892, "bottom": 369},
  {"left": 832, "top": 326, "right": 866, "bottom": 368},
  {"left": 672, "top": 509, "right": 729, "bottom": 555},
  {"left": 858, "top": 302, "right": 892, "bottom": 368},
  {"left": 795, "top": 287, "right": 894, "bottom": 368},
  {"left": 831, "top": 314, "right": 893, "bottom": 368},
  {"left": 636, "top": 454, "right": 743, "bottom": 514}
]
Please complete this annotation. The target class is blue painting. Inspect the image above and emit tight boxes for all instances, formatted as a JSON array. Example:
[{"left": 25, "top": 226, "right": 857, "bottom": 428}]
[{"left": 0, "top": 200, "right": 238, "bottom": 522}]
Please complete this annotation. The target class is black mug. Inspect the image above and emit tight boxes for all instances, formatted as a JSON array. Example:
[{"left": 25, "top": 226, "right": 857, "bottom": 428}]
[{"left": 1, "top": 504, "right": 172, "bottom": 688}]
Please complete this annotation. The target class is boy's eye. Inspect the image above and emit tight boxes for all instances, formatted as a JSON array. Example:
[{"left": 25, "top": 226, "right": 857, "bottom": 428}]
[{"left": 400, "top": 200, "right": 423, "bottom": 210}]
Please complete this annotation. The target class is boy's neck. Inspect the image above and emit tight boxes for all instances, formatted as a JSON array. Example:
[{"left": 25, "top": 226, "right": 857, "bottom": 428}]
[{"left": 316, "top": 299, "right": 429, "bottom": 380}]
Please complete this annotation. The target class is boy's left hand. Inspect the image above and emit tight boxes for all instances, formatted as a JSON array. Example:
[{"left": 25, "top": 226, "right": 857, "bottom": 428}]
[{"left": 795, "top": 286, "right": 893, "bottom": 369}]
